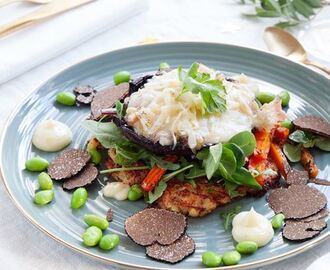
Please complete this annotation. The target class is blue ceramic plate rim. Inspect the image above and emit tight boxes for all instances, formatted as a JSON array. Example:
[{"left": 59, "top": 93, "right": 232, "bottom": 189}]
[{"left": 1, "top": 42, "right": 329, "bottom": 270}]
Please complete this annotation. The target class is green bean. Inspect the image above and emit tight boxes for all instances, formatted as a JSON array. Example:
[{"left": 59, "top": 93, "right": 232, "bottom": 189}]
[
  {"left": 271, "top": 213, "right": 285, "bottom": 229},
  {"left": 235, "top": 241, "right": 258, "bottom": 254},
  {"left": 99, "top": 234, "right": 120, "bottom": 250},
  {"left": 201, "top": 251, "right": 222, "bottom": 267},
  {"left": 71, "top": 187, "right": 88, "bottom": 209},
  {"left": 25, "top": 156, "right": 49, "bottom": 172},
  {"left": 56, "top": 91, "right": 76, "bottom": 106},
  {"left": 37, "top": 172, "right": 53, "bottom": 190},
  {"left": 34, "top": 190, "right": 54, "bottom": 205},
  {"left": 222, "top": 251, "right": 241, "bottom": 266},
  {"left": 127, "top": 184, "right": 144, "bottom": 201},
  {"left": 113, "top": 71, "right": 131, "bottom": 85},
  {"left": 159, "top": 62, "right": 170, "bottom": 70},
  {"left": 256, "top": 92, "right": 275, "bottom": 105},
  {"left": 84, "top": 214, "right": 109, "bottom": 230},
  {"left": 82, "top": 226, "right": 102, "bottom": 247},
  {"left": 279, "top": 90, "right": 290, "bottom": 107},
  {"left": 280, "top": 120, "right": 293, "bottom": 130},
  {"left": 88, "top": 148, "right": 102, "bottom": 165}
]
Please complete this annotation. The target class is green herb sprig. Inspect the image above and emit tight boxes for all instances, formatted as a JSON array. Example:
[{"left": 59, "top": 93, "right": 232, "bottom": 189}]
[
  {"left": 177, "top": 63, "right": 227, "bottom": 114},
  {"left": 220, "top": 205, "right": 242, "bottom": 231},
  {"left": 240, "top": 0, "right": 324, "bottom": 28}
]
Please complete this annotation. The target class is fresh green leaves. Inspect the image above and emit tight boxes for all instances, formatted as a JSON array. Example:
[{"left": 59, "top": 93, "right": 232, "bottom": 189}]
[
  {"left": 240, "top": 0, "right": 323, "bottom": 28},
  {"left": 204, "top": 144, "right": 223, "bottom": 179},
  {"left": 178, "top": 63, "right": 227, "bottom": 114},
  {"left": 115, "top": 101, "right": 125, "bottom": 119},
  {"left": 231, "top": 168, "right": 262, "bottom": 189},
  {"left": 229, "top": 131, "right": 256, "bottom": 156},
  {"left": 220, "top": 205, "right": 241, "bottom": 231}
]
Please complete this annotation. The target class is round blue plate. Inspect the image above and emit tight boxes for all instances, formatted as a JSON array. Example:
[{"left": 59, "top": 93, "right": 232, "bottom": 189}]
[{"left": 1, "top": 42, "right": 329, "bottom": 269}]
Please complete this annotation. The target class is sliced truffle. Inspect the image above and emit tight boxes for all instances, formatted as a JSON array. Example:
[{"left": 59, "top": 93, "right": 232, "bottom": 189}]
[
  {"left": 125, "top": 208, "right": 187, "bottom": 246},
  {"left": 286, "top": 169, "right": 309, "bottom": 185},
  {"left": 76, "top": 94, "right": 94, "bottom": 105},
  {"left": 91, "top": 83, "right": 129, "bottom": 119},
  {"left": 73, "top": 85, "right": 95, "bottom": 95},
  {"left": 268, "top": 185, "right": 327, "bottom": 219},
  {"left": 63, "top": 163, "right": 98, "bottom": 190},
  {"left": 48, "top": 149, "right": 90, "bottom": 180},
  {"left": 300, "top": 208, "right": 329, "bottom": 222},
  {"left": 293, "top": 116, "right": 330, "bottom": 138},
  {"left": 309, "top": 178, "right": 330, "bottom": 186},
  {"left": 129, "top": 74, "right": 153, "bottom": 94},
  {"left": 283, "top": 219, "right": 327, "bottom": 241},
  {"left": 106, "top": 208, "right": 113, "bottom": 222},
  {"left": 146, "top": 234, "right": 195, "bottom": 264},
  {"left": 113, "top": 117, "right": 193, "bottom": 156}
]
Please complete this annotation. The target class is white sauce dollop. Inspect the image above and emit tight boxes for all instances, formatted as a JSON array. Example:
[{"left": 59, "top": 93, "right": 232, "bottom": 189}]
[
  {"left": 32, "top": 120, "right": 72, "bottom": 152},
  {"left": 103, "top": 182, "right": 130, "bottom": 201},
  {"left": 232, "top": 207, "right": 274, "bottom": 247}
]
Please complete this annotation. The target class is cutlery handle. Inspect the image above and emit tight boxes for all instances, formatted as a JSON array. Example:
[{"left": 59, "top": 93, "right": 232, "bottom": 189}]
[
  {"left": 304, "top": 60, "right": 330, "bottom": 76},
  {"left": 0, "top": 0, "right": 18, "bottom": 8}
]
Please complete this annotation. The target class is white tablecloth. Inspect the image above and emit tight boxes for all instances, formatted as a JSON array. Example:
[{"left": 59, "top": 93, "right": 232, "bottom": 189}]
[{"left": 0, "top": 1, "right": 329, "bottom": 269}]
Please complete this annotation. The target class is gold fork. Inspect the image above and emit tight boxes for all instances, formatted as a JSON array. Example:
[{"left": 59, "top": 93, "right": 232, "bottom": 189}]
[{"left": 0, "top": 0, "right": 52, "bottom": 8}]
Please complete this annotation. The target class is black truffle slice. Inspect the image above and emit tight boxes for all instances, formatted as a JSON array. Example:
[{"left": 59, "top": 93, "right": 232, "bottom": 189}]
[
  {"left": 309, "top": 178, "right": 330, "bottom": 186},
  {"left": 146, "top": 234, "right": 195, "bottom": 264},
  {"left": 106, "top": 208, "right": 113, "bottom": 222},
  {"left": 76, "top": 94, "right": 94, "bottom": 105},
  {"left": 91, "top": 83, "right": 129, "bottom": 119},
  {"left": 125, "top": 208, "right": 187, "bottom": 246},
  {"left": 129, "top": 74, "right": 153, "bottom": 94},
  {"left": 283, "top": 219, "right": 327, "bottom": 241},
  {"left": 63, "top": 163, "right": 98, "bottom": 190},
  {"left": 286, "top": 169, "right": 309, "bottom": 185},
  {"left": 293, "top": 116, "right": 330, "bottom": 138},
  {"left": 48, "top": 149, "right": 90, "bottom": 180},
  {"left": 268, "top": 185, "right": 327, "bottom": 219},
  {"left": 73, "top": 85, "right": 95, "bottom": 95},
  {"left": 300, "top": 208, "right": 329, "bottom": 222}
]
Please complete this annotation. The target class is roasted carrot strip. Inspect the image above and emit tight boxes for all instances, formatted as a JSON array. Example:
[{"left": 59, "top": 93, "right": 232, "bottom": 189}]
[
  {"left": 301, "top": 147, "right": 318, "bottom": 178},
  {"left": 141, "top": 156, "right": 177, "bottom": 192},
  {"left": 269, "top": 143, "right": 290, "bottom": 179}
]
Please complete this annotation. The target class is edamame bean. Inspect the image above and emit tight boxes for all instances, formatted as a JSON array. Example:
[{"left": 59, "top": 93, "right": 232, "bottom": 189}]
[
  {"left": 256, "top": 92, "right": 275, "bottom": 105},
  {"left": 235, "top": 241, "right": 258, "bottom": 254},
  {"left": 34, "top": 190, "right": 54, "bottom": 205},
  {"left": 25, "top": 156, "right": 49, "bottom": 172},
  {"left": 71, "top": 187, "right": 88, "bottom": 209},
  {"left": 84, "top": 214, "right": 109, "bottom": 230},
  {"left": 56, "top": 91, "right": 76, "bottom": 106},
  {"left": 37, "top": 172, "right": 53, "bottom": 190},
  {"left": 280, "top": 120, "right": 293, "bottom": 130},
  {"left": 82, "top": 226, "right": 102, "bottom": 247},
  {"left": 113, "top": 71, "right": 131, "bottom": 85},
  {"left": 271, "top": 213, "right": 285, "bottom": 229},
  {"left": 99, "top": 234, "right": 120, "bottom": 250},
  {"left": 222, "top": 251, "right": 241, "bottom": 266},
  {"left": 127, "top": 184, "right": 144, "bottom": 201},
  {"left": 159, "top": 62, "right": 170, "bottom": 70},
  {"left": 88, "top": 148, "right": 102, "bottom": 165},
  {"left": 201, "top": 251, "right": 222, "bottom": 267},
  {"left": 279, "top": 90, "right": 290, "bottom": 107}
]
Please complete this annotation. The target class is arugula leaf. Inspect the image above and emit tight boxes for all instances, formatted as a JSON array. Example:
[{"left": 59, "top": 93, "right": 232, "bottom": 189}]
[
  {"left": 185, "top": 164, "right": 207, "bottom": 179},
  {"left": 223, "top": 143, "right": 245, "bottom": 168},
  {"left": 283, "top": 143, "right": 301, "bottom": 162},
  {"left": 177, "top": 63, "right": 227, "bottom": 114},
  {"left": 231, "top": 167, "right": 262, "bottom": 189},
  {"left": 229, "top": 131, "right": 256, "bottom": 156},
  {"left": 204, "top": 144, "right": 223, "bottom": 179},
  {"left": 314, "top": 136, "right": 330, "bottom": 151},
  {"left": 220, "top": 205, "right": 241, "bottom": 231},
  {"left": 219, "top": 147, "right": 237, "bottom": 179},
  {"left": 224, "top": 182, "right": 244, "bottom": 198},
  {"left": 196, "top": 148, "right": 209, "bottom": 160},
  {"left": 115, "top": 101, "right": 125, "bottom": 119}
]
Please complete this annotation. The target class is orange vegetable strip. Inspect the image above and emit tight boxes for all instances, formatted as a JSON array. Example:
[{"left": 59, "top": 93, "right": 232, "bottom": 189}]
[
  {"left": 269, "top": 143, "right": 291, "bottom": 179},
  {"left": 141, "top": 156, "right": 177, "bottom": 192},
  {"left": 301, "top": 147, "right": 318, "bottom": 178}
]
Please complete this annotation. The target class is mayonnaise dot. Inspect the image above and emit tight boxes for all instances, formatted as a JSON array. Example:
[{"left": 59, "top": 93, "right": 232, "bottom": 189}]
[
  {"left": 32, "top": 120, "right": 72, "bottom": 152},
  {"left": 103, "top": 182, "right": 130, "bottom": 201}
]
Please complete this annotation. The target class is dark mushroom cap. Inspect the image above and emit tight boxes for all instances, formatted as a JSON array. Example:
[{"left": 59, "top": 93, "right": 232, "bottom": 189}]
[
  {"left": 48, "top": 149, "right": 90, "bottom": 180},
  {"left": 146, "top": 234, "right": 195, "bottom": 264},
  {"left": 125, "top": 208, "right": 187, "bottom": 246},
  {"left": 293, "top": 116, "right": 330, "bottom": 138}
]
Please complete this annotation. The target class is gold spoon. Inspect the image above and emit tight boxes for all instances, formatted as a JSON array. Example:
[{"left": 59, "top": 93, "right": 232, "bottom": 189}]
[
  {"left": 0, "top": 0, "right": 51, "bottom": 7},
  {"left": 264, "top": 26, "right": 330, "bottom": 76}
]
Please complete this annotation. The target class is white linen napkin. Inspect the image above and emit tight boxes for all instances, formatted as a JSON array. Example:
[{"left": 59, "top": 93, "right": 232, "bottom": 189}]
[{"left": 0, "top": 0, "right": 149, "bottom": 84}]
